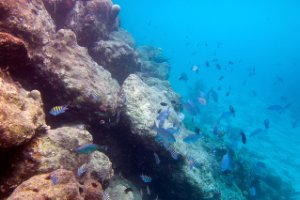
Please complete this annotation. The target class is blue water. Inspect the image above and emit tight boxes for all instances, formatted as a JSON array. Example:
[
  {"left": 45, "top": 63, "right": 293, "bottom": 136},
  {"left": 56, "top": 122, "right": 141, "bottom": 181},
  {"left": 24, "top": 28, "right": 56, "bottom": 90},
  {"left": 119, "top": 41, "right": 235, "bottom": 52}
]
[{"left": 116, "top": 0, "right": 300, "bottom": 195}]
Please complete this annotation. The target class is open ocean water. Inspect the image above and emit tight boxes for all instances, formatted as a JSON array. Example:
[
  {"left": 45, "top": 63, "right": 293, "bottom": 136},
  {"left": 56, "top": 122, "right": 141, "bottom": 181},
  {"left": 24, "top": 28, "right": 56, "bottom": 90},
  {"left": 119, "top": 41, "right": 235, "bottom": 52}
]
[{"left": 116, "top": 0, "right": 300, "bottom": 196}]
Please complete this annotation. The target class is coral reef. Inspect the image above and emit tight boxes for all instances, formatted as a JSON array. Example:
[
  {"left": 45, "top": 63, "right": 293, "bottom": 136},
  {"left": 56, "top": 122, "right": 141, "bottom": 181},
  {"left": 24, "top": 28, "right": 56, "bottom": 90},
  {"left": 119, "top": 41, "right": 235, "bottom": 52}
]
[
  {"left": 122, "top": 74, "right": 179, "bottom": 139},
  {"left": 137, "top": 46, "right": 170, "bottom": 80},
  {"left": 0, "top": 125, "right": 113, "bottom": 198},
  {"left": 91, "top": 30, "right": 141, "bottom": 83},
  {"left": 7, "top": 169, "right": 103, "bottom": 200},
  {"left": 0, "top": 72, "right": 45, "bottom": 149}
]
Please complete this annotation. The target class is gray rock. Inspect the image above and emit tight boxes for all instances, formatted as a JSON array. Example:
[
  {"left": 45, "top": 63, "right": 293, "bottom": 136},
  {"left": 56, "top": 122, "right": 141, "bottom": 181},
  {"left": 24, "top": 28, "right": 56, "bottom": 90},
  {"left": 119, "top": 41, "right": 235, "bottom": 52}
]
[{"left": 87, "top": 151, "right": 114, "bottom": 185}]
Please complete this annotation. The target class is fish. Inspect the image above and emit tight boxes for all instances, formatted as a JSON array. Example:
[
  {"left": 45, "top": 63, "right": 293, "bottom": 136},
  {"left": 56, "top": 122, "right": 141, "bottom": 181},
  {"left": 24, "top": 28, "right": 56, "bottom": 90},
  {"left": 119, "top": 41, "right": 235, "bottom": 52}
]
[
  {"left": 225, "top": 91, "right": 230, "bottom": 97},
  {"left": 183, "top": 134, "right": 202, "bottom": 144},
  {"left": 198, "top": 97, "right": 207, "bottom": 106},
  {"left": 191, "top": 65, "right": 199, "bottom": 74},
  {"left": 229, "top": 105, "right": 235, "bottom": 117},
  {"left": 167, "top": 145, "right": 179, "bottom": 160},
  {"left": 205, "top": 61, "right": 210, "bottom": 67},
  {"left": 179, "top": 73, "right": 188, "bottom": 81},
  {"left": 51, "top": 174, "right": 58, "bottom": 185},
  {"left": 240, "top": 131, "right": 246, "bottom": 144},
  {"left": 77, "top": 164, "right": 87, "bottom": 177},
  {"left": 249, "top": 186, "right": 256, "bottom": 197},
  {"left": 218, "top": 76, "right": 224, "bottom": 81},
  {"left": 249, "top": 128, "right": 264, "bottom": 137},
  {"left": 140, "top": 174, "right": 152, "bottom": 183},
  {"left": 228, "top": 61, "right": 234, "bottom": 65},
  {"left": 153, "top": 122, "right": 176, "bottom": 144},
  {"left": 160, "top": 102, "right": 168, "bottom": 106},
  {"left": 208, "top": 89, "right": 218, "bottom": 103},
  {"left": 221, "top": 152, "right": 233, "bottom": 173},
  {"left": 103, "top": 190, "right": 110, "bottom": 200},
  {"left": 264, "top": 119, "right": 270, "bottom": 129},
  {"left": 75, "top": 143, "right": 107, "bottom": 154},
  {"left": 49, "top": 105, "right": 68, "bottom": 116},
  {"left": 156, "top": 107, "right": 170, "bottom": 128},
  {"left": 154, "top": 152, "right": 160, "bottom": 165},
  {"left": 216, "top": 64, "right": 221, "bottom": 70},
  {"left": 146, "top": 185, "right": 151, "bottom": 195},
  {"left": 124, "top": 187, "right": 133, "bottom": 194}
]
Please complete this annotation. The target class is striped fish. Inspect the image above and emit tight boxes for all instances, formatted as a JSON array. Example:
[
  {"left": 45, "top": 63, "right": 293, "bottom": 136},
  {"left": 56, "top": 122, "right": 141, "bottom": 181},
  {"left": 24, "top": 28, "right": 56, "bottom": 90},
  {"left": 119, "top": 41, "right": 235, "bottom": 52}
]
[
  {"left": 49, "top": 105, "right": 68, "bottom": 116},
  {"left": 77, "top": 164, "right": 87, "bottom": 177}
]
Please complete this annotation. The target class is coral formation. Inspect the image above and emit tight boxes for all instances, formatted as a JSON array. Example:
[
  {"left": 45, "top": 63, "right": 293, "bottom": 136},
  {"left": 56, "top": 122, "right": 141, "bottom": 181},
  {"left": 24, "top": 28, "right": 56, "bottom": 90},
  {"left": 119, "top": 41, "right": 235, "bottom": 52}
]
[
  {"left": 0, "top": 72, "right": 45, "bottom": 149},
  {"left": 7, "top": 169, "right": 102, "bottom": 200}
]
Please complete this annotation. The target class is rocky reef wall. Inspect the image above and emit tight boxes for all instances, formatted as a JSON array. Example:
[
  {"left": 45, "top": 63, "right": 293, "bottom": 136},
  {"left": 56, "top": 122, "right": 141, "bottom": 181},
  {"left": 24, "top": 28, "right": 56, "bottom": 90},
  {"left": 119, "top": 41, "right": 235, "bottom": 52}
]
[{"left": 0, "top": 0, "right": 293, "bottom": 200}]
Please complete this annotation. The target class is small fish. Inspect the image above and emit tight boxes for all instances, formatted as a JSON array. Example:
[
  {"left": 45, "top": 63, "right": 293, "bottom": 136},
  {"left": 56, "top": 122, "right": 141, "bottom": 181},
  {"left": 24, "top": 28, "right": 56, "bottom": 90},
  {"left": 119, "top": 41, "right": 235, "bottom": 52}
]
[
  {"left": 218, "top": 76, "right": 224, "bottom": 81},
  {"left": 229, "top": 105, "right": 235, "bottom": 117},
  {"left": 216, "top": 64, "right": 221, "bottom": 70},
  {"left": 191, "top": 65, "right": 199, "bottom": 74},
  {"left": 179, "top": 73, "right": 188, "bottom": 81},
  {"left": 124, "top": 187, "right": 133, "bottom": 194},
  {"left": 240, "top": 131, "right": 246, "bottom": 144},
  {"left": 49, "top": 105, "right": 68, "bottom": 116},
  {"left": 225, "top": 91, "right": 230, "bottom": 97},
  {"left": 264, "top": 119, "right": 270, "bottom": 129},
  {"left": 140, "top": 174, "right": 152, "bottom": 183},
  {"left": 103, "top": 190, "right": 110, "bottom": 200},
  {"left": 99, "top": 120, "right": 106, "bottom": 124},
  {"left": 75, "top": 144, "right": 107, "bottom": 154},
  {"left": 221, "top": 152, "right": 232, "bottom": 173},
  {"left": 228, "top": 61, "right": 234, "bottom": 65},
  {"left": 77, "top": 164, "right": 87, "bottom": 177},
  {"left": 154, "top": 152, "right": 160, "bottom": 165},
  {"left": 146, "top": 185, "right": 151, "bottom": 195},
  {"left": 160, "top": 102, "right": 168, "bottom": 106},
  {"left": 205, "top": 61, "right": 210, "bottom": 67},
  {"left": 198, "top": 97, "right": 207, "bottom": 106},
  {"left": 51, "top": 174, "right": 58, "bottom": 185},
  {"left": 156, "top": 107, "right": 170, "bottom": 128}
]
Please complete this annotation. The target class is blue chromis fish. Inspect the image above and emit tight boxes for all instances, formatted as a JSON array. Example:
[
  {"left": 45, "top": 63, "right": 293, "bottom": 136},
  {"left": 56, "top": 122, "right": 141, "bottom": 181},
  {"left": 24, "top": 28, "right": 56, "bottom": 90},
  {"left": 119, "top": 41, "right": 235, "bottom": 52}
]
[
  {"left": 221, "top": 152, "right": 233, "bottom": 173},
  {"left": 153, "top": 152, "right": 160, "bottom": 165},
  {"left": 75, "top": 143, "right": 107, "bottom": 154},
  {"left": 264, "top": 119, "right": 270, "bottom": 129},
  {"left": 140, "top": 174, "right": 152, "bottom": 183},
  {"left": 49, "top": 105, "right": 68, "bottom": 116},
  {"left": 77, "top": 164, "right": 87, "bottom": 177},
  {"left": 51, "top": 174, "right": 58, "bottom": 185},
  {"left": 156, "top": 107, "right": 170, "bottom": 128}
]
